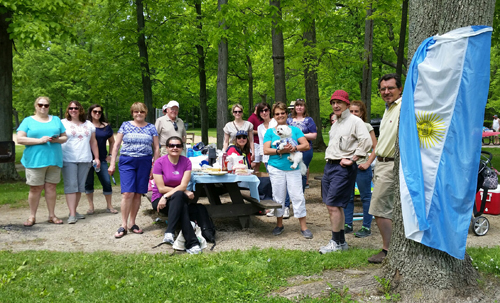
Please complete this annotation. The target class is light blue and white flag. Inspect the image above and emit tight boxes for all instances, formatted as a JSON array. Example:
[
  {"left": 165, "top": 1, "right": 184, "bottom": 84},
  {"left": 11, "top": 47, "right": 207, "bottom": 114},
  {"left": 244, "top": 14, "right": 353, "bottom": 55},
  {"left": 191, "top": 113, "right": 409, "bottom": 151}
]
[{"left": 399, "top": 26, "right": 492, "bottom": 259}]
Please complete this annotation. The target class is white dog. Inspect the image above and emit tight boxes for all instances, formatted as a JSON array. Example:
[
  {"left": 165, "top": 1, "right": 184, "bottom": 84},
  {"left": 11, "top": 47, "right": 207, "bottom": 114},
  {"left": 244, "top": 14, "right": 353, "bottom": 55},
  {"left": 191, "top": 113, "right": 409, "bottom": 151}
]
[{"left": 272, "top": 125, "right": 307, "bottom": 175}]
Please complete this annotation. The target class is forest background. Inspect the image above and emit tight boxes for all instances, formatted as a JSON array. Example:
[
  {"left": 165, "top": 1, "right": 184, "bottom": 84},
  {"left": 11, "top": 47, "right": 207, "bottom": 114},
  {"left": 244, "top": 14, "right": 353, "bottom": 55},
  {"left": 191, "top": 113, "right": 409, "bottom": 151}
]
[{"left": 4, "top": 0, "right": 500, "bottom": 142}]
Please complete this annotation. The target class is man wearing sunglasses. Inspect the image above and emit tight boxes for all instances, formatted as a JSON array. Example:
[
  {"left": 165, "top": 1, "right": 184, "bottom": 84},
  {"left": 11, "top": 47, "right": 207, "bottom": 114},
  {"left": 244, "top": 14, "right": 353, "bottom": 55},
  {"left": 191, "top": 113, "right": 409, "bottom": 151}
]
[{"left": 155, "top": 100, "right": 187, "bottom": 156}]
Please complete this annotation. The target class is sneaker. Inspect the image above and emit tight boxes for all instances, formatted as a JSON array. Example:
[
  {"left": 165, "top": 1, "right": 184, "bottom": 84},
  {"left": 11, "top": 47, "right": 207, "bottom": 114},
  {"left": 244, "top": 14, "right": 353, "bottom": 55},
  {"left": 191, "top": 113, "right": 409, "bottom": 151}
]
[
  {"left": 319, "top": 240, "right": 349, "bottom": 254},
  {"left": 283, "top": 207, "right": 290, "bottom": 219},
  {"left": 70, "top": 212, "right": 85, "bottom": 220},
  {"left": 163, "top": 232, "right": 175, "bottom": 245},
  {"left": 305, "top": 184, "right": 310, "bottom": 189},
  {"left": 355, "top": 226, "right": 371, "bottom": 238},
  {"left": 272, "top": 226, "right": 284, "bottom": 236},
  {"left": 344, "top": 224, "right": 353, "bottom": 234},
  {"left": 266, "top": 209, "right": 275, "bottom": 217},
  {"left": 368, "top": 250, "right": 387, "bottom": 264},
  {"left": 186, "top": 245, "right": 202, "bottom": 254},
  {"left": 67, "top": 216, "right": 77, "bottom": 224},
  {"left": 301, "top": 229, "right": 313, "bottom": 239}
]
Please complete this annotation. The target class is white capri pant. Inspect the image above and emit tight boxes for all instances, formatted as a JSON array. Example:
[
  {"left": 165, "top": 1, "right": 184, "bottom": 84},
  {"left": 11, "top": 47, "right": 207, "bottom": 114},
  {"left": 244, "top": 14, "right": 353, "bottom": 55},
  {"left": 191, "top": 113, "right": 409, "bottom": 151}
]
[
  {"left": 253, "top": 143, "right": 262, "bottom": 162},
  {"left": 268, "top": 165, "right": 306, "bottom": 218}
]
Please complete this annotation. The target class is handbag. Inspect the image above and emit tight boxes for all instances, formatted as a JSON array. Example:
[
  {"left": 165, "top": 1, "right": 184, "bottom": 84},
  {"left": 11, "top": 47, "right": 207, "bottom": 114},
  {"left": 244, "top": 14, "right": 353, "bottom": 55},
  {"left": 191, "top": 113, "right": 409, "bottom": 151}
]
[{"left": 481, "top": 165, "right": 498, "bottom": 190}]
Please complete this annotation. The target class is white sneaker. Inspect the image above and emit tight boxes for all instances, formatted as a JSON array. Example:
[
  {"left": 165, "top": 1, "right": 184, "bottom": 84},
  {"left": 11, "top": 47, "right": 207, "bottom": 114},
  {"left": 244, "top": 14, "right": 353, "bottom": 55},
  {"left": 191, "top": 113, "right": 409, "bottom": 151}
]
[
  {"left": 163, "top": 232, "right": 174, "bottom": 245},
  {"left": 266, "top": 209, "right": 275, "bottom": 217},
  {"left": 319, "top": 240, "right": 348, "bottom": 254},
  {"left": 283, "top": 207, "right": 290, "bottom": 219},
  {"left": 186, "top": 245, "right": 202, "bottom": 254}
]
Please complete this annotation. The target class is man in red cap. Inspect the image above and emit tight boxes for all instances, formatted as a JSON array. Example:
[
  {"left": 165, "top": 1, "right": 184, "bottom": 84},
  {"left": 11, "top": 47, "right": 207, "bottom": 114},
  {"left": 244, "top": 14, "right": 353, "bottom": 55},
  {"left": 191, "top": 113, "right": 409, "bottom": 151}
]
[
  {"left": 319, "top": 90, "right": 372, "bottom": 254},
  {"left": 367, "top": 73, "right": 403, "bottom": 263}
]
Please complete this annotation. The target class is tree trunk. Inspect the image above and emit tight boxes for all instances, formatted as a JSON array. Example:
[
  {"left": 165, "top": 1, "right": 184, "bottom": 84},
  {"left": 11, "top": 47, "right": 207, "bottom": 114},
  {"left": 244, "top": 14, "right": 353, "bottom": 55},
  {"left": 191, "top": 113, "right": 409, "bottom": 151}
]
[
  {"left": 0, "top": 9, "right": 21, "bottom": 181},
  {"left": 196, "top": 1, "right": 209, "bottom": 144},
  {"left": 246, "top": 54, "right": 253, "bottom": 115},
  {"left": 136, "top": 0, "right": 154, "bottom": 123},
  {"left": 360, "top": 2, "right": 374, "bottom": 121},
  {"left": 270, "top": 0, "right": 286, "bottom": 103},
  {"left": 217, "top": 0, "right": 228, "bottom": 149},
  {"left": 385, "top": 0, "right": 495, "bottom": 300},
  {"left": 302, "top": 17, "right": 326, "bottom": 152},
  {"left": 396, "top": 0, "right": 408, "bottom": 77}
]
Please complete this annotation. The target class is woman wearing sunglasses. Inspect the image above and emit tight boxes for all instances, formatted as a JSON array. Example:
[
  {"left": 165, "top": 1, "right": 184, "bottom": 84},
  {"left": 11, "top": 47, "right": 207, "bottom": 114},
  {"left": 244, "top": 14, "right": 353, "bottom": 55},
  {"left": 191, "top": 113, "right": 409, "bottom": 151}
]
[
  {"left": 151, "top": 136, "right": 202, "bottom": 254},
  {"left": 84, "top": 104, "right": 118, "bottom": 215},
  {"left": 61, "top": 101, "right": 100, "bottom": 224},
  {"left": 17, "top": 97, "right": 67, "bottom": 226},
  {"left": 108, "top": 102, "right": 159, "bottom": 238},
  {"left": 226, "top": 130, "right": 252, "bottom": 168},
  {"left": 222, "top": 104, "right": 255, "bottom": 160},
  {"left": 263, "top": 102, "right": 313, "bottom": 239}
]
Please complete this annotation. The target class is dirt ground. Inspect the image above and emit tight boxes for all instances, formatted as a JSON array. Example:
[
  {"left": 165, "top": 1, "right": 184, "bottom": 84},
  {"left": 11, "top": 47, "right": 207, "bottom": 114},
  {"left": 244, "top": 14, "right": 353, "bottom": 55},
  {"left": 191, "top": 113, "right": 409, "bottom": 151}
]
[{"left": 1, "top": 172, "right": 499, "bottom": 302}]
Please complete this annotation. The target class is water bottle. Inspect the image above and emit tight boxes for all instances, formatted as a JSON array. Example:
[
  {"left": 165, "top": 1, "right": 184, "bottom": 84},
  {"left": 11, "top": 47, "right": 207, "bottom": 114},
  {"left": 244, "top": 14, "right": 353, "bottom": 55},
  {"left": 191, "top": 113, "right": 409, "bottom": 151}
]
[{"left": 92, "top": 160, "right": 100, "bottom": 172}]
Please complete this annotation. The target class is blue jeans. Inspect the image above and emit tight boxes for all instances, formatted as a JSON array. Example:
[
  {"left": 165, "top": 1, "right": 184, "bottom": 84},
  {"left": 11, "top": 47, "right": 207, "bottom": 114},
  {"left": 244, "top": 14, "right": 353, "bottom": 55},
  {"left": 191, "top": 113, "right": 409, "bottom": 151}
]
[
  {"left": 85, "top": 161, "right": 112, "bottom": 195},
  {"left": 344, "top": 167, "right": 373, "bottom": 228},
  {"left": 285, "top": 147, "right": 313, "bottom": 207}
]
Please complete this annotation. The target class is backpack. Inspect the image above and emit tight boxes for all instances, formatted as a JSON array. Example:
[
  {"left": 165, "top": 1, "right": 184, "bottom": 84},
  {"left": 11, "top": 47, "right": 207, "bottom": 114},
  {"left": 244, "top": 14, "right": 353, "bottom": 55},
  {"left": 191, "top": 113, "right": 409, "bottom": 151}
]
[{"left": 188, "top": 204, "right": 216, "bottom": 245}]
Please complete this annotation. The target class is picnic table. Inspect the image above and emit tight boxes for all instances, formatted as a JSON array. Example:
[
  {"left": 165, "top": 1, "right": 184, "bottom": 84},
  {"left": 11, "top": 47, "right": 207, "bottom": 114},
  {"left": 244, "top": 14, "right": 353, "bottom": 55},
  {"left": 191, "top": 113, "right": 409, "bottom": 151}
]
[
  {"left": 188, "top": 173, "right": 281, "bottom": 228},
  {"left": 482, "top": 131, "right": 500, "bottom": 145}
]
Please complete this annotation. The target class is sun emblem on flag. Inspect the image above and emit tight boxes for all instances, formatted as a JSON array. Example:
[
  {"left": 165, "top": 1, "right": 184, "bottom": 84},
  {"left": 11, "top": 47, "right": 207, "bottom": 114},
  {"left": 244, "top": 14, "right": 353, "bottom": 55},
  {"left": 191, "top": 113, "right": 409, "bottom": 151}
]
[{"left": 416, "top": 111, "right": 446, "bottom": 148}]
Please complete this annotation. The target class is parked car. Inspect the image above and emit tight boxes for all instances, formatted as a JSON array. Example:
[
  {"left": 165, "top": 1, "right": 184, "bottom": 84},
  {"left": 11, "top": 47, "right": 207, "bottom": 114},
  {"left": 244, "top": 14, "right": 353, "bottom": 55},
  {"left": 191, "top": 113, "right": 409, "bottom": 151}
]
[{"left": 370, "top": 117, "right": 382, "bottom": 137}]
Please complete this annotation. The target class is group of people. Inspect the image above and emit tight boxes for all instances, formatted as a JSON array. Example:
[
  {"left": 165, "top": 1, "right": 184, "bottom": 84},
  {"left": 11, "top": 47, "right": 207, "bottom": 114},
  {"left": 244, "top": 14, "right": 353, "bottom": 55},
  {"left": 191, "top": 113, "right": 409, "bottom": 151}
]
[{"left": 18, "top": 72, "right": 401, "bottom": 259}]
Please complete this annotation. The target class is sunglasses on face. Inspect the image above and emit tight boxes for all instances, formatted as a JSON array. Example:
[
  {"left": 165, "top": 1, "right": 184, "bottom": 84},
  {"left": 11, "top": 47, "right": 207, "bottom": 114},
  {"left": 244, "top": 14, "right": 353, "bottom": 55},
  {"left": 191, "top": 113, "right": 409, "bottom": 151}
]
[
  {"left": 172, "top": 121, "right": 178, "bottom": 131},
  {"left": 236, "top": 135, "right": 247, "bottom": 140},
  {"left": 92, "top": 110, "right": 102, "bottom": 114},
  {"left": 233, "top": 110, "right": 242, "bottom": 114},
  {"left": 274, "top": 112, "right": 287, "bottom": 116},
  {"left": 37, "top": 103, "right": 50, "bottom": 108},
  {"left": 68, "top": 107, "right": 79, "bottom": 111},
  {"left": 168, "top": 144, "right": 183, "bottom": 149},
  {"left": 261, "top": 109, "right": 269, "bottom": 113}
]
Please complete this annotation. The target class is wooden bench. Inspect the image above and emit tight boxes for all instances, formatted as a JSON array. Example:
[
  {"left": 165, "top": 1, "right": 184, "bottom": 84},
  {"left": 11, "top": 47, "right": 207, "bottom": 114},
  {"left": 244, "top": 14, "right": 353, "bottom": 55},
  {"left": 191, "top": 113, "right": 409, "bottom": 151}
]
[
  {"left": 241, "top": 193, "right": 281, "bottom": 210},
  {"left": 186, "top": 132, "right": 195, "bottom": 144}
]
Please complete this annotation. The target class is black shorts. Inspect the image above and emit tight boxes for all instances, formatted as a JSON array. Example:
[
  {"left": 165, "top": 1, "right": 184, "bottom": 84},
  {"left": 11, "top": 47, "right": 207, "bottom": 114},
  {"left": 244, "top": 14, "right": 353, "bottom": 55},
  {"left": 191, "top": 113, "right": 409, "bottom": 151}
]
[{"left": 321, "top": 162, "right": 357, "bottom": 208}]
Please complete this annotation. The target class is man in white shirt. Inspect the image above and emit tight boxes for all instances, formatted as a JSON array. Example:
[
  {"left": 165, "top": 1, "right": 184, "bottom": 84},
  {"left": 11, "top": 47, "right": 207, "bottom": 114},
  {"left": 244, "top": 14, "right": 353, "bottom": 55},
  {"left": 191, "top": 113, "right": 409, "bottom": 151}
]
[{"left": 155, "top": 101, "right": 187, "bottom": 156}]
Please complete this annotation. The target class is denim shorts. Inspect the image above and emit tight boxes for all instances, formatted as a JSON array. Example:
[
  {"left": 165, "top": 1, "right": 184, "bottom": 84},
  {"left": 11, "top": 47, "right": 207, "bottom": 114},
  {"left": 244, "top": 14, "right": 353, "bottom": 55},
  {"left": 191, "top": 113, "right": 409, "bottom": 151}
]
[{"left": 119, "top": 155, "right": 152, "bottom": 194}]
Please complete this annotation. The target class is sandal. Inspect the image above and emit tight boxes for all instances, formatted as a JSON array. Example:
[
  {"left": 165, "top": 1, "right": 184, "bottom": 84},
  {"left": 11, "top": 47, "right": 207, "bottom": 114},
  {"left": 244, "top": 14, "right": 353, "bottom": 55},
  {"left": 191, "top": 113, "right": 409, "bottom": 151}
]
[
  {"left": 86, "top": 209, "right": 95, "bottom": 215},
  {"left": 106, "top": 208, "right": 118, "bottom": 214},
  {"left": 23, "top": 217, "right": 35, "bottom": 227},
  {"left": 48, "top": 216, "right": 63, "bottom": 224},
  {"left": 129, "top": 224, "right": 143, "bottom": 234},
  {"left": 115, "top": 227, "right": 127, "bottom": 238}
]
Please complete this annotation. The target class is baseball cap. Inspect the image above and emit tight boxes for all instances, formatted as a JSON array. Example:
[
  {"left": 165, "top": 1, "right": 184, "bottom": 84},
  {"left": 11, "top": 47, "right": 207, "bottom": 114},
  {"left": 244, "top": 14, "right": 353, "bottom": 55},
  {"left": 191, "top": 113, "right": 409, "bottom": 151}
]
[
  {"left": 166, "top": 100, "right": 179, "bottom": 109},
  {"left": 494, "top": 115, "right": 498, "bottom": 118},
  {"left": 288, "top": 101, "right": 296, "bottom": 110},
  {"left": 330, "top": 90, "right": 350, "bottom": 105},
  {"left": 162, "top": 104, "right": 168, "bottom": 111},
  {"left": 236, "top": 130, "right": 248, "bottom": 137}
]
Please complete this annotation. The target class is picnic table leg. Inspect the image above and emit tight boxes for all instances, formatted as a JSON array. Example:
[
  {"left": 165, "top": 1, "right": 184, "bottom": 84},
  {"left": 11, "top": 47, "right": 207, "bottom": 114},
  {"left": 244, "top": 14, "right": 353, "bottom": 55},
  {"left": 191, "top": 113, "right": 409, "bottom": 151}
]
[
  {"left": 238, "top": 216, "right": 250, "bottom": 228},
  {"left": 226, "top": 183, "right": 251, "bottom": 228}
]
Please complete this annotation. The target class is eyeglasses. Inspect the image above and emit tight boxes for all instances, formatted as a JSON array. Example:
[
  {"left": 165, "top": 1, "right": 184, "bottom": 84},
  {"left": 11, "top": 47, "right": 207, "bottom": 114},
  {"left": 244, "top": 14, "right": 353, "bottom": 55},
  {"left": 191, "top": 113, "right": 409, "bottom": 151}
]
[
  {"left": 172, "top": 121, "right": 178, "bottom": 131},
  {"left": 236, "top": 136, "right": 247, "bottom": 140},
  {"left": 168, "top": 144, "right": 183, "bottom": 149},
  {"left": 92, "top": 110, "right": 102, "bottom": 114},
  {"left": 296, "top": 98, "right": 305, "bottom": 101},
  {"left": 261, "top": 109, "right": 269, "bottom": 113},
  {"left": 37, "top": 104, "right": 50, "bottom": 108},
  {"left": 233, "top": 110, "right": 242, "bottom": 114},
  {"left": 274, "top": 112, "right": 287, "bottom": 116},
  {"left": 379, "top": 86, "right": 397, "bottom": 93},
  {"left": 133, "top": 111, "right": 146, "bottom": 114},
  {"left": 68, "top": 107, "right": 79, "bottom": 111}
]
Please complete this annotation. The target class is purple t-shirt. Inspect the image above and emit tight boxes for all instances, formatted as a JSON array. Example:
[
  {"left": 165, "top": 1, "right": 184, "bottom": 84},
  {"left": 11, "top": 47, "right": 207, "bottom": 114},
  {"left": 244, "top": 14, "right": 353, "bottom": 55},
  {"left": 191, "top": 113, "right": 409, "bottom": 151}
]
[{"left": 151, "top": 155, "right": 192, "bottom": 201}]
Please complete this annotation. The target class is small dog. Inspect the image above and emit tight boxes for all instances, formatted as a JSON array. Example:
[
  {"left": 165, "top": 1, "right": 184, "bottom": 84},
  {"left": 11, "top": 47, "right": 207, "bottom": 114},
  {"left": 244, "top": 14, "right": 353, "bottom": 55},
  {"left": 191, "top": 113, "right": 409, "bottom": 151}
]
[{"left": 272, "top": 125, "right": 307, "bottom": 175}]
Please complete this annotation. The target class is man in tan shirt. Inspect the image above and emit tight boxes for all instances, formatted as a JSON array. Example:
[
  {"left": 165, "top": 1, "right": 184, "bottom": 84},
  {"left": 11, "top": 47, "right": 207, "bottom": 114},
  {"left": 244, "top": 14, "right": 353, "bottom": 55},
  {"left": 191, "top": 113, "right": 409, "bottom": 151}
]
[
  {"left": 367, "top": 73, "right": 403, "bottom": 264},
  {"left": 155, "top": 100, "right": 187, "bottom": 156},
  {"left": 319, "top": 90, "right": 372, "bottom": 254}
]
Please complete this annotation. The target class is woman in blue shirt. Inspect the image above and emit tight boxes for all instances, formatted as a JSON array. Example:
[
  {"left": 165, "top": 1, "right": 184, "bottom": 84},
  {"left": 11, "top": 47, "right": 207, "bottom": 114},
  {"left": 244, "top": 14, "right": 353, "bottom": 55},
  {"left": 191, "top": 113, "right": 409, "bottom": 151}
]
[
  {"left": 108, "top": 102, "right": 159, "bottom": 238},
  {"left": 17, "top": 97, "right": 67, "bottom": 226}
]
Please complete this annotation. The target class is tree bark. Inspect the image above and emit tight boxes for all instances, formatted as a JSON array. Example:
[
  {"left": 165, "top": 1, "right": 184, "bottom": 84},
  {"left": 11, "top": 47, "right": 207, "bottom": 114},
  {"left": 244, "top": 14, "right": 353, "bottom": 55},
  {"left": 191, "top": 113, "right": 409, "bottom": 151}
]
[
  {"left": 396, "top": 0, "right": 408, "bottom": 77},
  {"left": 217, "top": 0, "right": 228, "bottom": 149},
  {"left": 302, "top": 17, "right": 326, "bottom": 152},
  {"left": 270, "top": 0, "right": 286, "bottom": 103},
  {"left": 385, "top": 0, "right": 495, "bottom": 300},
  {"left": 0, "top": 9, "right": 21, "bottom": 181},
  {"left": 136, "top": 0, "right": 154, "bottom": 123},
  {"left": 360, "top": 2, "right": 374, "bottom": 121},
  {"left": 246, "top": 54, "right": 254, "bottom": 115},
  {"left": 195, "top": 1, "right": 209, "bottom": 144}
]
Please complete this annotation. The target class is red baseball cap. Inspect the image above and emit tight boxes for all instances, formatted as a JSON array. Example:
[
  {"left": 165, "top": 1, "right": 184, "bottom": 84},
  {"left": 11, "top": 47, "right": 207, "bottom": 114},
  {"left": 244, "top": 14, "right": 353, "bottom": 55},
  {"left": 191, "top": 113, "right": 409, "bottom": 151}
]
[{"left": 330, "top": 90, "right": 350, "bottom": 105}]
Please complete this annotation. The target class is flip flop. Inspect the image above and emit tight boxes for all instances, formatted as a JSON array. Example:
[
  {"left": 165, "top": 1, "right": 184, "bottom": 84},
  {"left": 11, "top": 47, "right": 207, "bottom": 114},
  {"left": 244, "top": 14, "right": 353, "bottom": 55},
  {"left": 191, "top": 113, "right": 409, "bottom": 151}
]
[
  {"left": 48, "top": 216, "right": 63, "bottom": 224},
  {"left": 114, "top": 227, "right": 127, "bottom": 238},
  {"left": 129, "top": 224, "right": 143, "bottom": 234},
  {"left": 23, "top": 217, "right": 35, "bottom": 227},
  {"left": 86, "top": 209, "right": 95, "bottom": 215},
  {"left": 106, "top": 208, "right": 118, "bottom": 214}
]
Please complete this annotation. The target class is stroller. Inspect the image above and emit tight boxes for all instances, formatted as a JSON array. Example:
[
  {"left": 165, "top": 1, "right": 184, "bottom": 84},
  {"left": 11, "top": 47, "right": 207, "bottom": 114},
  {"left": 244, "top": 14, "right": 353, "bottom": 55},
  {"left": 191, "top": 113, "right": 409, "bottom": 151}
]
[{"left": 471, "top": 151, "right": 497, "bottom": 236}]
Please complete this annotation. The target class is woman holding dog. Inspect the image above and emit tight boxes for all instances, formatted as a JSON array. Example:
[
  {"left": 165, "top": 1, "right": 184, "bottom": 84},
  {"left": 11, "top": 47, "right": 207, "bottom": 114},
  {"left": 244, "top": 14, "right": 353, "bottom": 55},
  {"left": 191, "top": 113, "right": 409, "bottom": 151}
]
[
  {"left": 151, "top": 136, "right": 201, "bottom": 254},
  {"left": 263, "top": 102, "right": 313, "bottom": 239}
]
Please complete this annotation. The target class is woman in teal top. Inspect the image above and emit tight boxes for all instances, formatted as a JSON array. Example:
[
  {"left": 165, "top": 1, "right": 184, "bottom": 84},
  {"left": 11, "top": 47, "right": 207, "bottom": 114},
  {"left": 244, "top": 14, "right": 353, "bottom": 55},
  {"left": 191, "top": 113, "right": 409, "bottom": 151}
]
[
  {"left": 263, "top": 102, "right": 313, "bottom": 239},
  {"left": 17, "top": 97, "right": 67, "bottom": 226}
]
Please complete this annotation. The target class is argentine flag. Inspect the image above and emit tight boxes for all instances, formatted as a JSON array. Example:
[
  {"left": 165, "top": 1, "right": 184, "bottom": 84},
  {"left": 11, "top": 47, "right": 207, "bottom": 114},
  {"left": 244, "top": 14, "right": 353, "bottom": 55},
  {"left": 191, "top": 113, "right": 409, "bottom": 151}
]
[{"left": 399, "top": 26, "right": 492, "bottom": 259}]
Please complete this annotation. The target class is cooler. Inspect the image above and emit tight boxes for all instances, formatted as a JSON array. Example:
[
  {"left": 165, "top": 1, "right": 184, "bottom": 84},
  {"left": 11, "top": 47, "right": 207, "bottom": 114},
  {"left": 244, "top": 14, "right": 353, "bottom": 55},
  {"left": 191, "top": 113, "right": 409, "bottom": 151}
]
[{"left": 475, "top": 186, "right": 500, "bottom": 215}]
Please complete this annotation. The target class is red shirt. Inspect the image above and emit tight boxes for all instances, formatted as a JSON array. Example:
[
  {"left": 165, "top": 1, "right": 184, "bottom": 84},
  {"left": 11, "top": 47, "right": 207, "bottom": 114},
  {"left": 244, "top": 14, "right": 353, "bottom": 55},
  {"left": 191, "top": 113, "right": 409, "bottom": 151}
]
[{"left": 247, "top": 113, "right": 262, "bottom": 144}]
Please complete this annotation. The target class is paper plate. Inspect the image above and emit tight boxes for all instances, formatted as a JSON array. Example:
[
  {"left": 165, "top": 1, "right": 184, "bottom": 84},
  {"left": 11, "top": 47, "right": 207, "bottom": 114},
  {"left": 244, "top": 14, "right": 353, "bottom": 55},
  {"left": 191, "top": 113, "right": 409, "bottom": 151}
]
[{"left": 208, "top": 171, "right": 228, "bottom": 176}]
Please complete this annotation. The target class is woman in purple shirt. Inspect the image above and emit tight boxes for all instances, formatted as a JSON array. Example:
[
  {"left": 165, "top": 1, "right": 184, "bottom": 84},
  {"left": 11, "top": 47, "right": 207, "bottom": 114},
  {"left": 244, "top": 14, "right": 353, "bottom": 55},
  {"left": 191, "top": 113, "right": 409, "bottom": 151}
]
[{"left": 151, "top": 136, "right": 201, "bottom": 254}]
